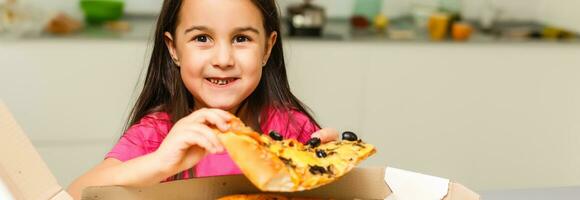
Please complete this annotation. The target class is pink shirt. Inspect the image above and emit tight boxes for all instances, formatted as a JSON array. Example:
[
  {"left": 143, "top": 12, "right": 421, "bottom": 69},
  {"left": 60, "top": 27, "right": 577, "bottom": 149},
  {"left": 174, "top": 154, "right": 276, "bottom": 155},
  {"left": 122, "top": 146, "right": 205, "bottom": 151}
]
[{"left": 105, "top": 108, "right": 319, "bottom": 181}]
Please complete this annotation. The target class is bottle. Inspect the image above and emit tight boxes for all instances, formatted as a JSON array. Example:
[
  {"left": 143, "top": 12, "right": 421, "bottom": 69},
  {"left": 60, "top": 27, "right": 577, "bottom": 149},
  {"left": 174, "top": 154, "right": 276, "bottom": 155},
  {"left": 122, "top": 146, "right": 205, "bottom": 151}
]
[
  {"left": 480, "top": 0, "right": 496, "bottom": 32},
  {"left": 439, "top": 0, "right": 462, "bottom": 38}
]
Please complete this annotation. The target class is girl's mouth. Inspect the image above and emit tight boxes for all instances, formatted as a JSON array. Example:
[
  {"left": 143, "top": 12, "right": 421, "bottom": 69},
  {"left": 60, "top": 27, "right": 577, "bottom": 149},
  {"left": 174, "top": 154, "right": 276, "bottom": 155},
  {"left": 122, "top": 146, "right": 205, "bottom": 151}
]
[{"left": 206, "top": 77, "right": 239, "bottom": 87}]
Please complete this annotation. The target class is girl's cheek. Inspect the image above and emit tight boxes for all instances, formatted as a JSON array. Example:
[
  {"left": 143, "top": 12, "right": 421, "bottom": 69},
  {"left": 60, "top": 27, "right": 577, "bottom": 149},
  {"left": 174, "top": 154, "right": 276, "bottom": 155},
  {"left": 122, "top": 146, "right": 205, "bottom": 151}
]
[
  {"left": 183, "top": 50, "right": 210, "bottom": 67},
  {"left": 236, "top": 49, "right": 262, "bottom": 65}
]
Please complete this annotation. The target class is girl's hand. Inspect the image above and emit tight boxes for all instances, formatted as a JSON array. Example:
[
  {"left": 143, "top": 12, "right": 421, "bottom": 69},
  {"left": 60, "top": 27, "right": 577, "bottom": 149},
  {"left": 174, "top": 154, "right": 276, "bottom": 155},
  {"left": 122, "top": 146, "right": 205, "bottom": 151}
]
[
  {"left": 311, "top": 127, "right": 339, "bottom": 143},
  {"left": 153, "top": 108, "right": 233, "bottom": 176}
]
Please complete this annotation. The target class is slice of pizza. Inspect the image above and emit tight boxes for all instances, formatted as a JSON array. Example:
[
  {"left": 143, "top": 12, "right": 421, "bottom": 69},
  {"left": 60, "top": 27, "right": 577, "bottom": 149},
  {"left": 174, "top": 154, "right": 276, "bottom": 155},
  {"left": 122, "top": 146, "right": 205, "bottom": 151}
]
[
  {"left": 217, "top": 193, "right": 328, "bottom": 200},
  {"left": 217, "top": 194, "right": 288, "bottom": 200},
  {"left": 215, "top": 117, "right": 376, "bottom": 192}
]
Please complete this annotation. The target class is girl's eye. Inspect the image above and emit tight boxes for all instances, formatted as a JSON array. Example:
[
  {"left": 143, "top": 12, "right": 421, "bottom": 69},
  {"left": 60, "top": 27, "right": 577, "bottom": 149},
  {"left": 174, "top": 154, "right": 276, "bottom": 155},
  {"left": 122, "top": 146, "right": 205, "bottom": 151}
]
[
  {"left": 234, "top": 35, "right": 250, "bottom": 43},
  {"left": 193, "top": 35, "right": 209, "bottom": 43}
]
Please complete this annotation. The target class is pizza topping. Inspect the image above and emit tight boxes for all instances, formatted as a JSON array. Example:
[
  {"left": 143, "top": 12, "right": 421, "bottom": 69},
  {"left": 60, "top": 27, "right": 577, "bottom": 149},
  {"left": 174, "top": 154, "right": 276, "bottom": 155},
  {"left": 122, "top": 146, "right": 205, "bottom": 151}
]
[
  {"left": 279, "top": 156, "right": 292, "bottom": 164},
  {"left": 306, "top": 137, "right": 321, "bottom": 148},
  {"left": 315, "top": 149, "right": 327, "bottom": 158},
  {"left": 326, "top": 165, "right": 334, "bottom": 173},
  {"left": 288, "top": 140, "right": 295, "bottom": 147},
  {"left": 268, "top": 131, "right": 283, "bottom": 141},
  {"left": 308, "top": 165, "right": 327, "bottom": 175},
  {"left": 341, "top": 131, "right": 358, "bottom": 141},
  {"left": 279, "top": 156, "right": 297, "bottom": 169},
  {"left": 354, "top": 142, "right": 367, "bottom": 148}
]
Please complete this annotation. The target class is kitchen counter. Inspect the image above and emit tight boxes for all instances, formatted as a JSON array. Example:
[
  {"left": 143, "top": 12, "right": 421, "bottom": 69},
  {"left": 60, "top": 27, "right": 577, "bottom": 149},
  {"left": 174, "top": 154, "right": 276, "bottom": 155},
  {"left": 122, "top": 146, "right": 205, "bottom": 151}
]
[
  {"left": 1, "top": 16, "right": 578, "bottom": 44},
  {"left": 0, "top": 15, "right": 157, "bottom": 41}
]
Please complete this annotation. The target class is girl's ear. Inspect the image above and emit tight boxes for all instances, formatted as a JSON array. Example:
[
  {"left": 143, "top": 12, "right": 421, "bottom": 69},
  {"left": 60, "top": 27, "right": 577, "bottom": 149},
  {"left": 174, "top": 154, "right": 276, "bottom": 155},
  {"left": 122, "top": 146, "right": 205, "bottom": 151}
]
[
  {"left": 164, "top": 32, "right": 181, "bottom": 67},
  {"left": 263, "top": 31, "right": 278, "bottom": 66}
]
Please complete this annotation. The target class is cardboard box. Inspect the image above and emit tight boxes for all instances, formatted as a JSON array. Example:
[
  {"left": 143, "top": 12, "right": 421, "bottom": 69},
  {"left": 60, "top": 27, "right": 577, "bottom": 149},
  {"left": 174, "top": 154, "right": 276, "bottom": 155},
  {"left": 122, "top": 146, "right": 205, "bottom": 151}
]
[
  {"left": 0, "top": 101, "right": 72, "bottom": 200},
  {"left": 0, "top": 100, "right": 479, "bottom": 200},
  {"left": 81, "top": 167, "right": 479, "bottom": 200}
]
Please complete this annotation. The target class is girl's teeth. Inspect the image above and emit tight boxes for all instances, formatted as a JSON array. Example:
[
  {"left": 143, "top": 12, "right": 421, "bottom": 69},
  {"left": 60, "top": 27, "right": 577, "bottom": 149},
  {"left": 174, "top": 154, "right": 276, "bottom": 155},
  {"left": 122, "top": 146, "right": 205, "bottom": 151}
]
[{"left": 209, "top": 79, "right": 231, "bottom": 85}]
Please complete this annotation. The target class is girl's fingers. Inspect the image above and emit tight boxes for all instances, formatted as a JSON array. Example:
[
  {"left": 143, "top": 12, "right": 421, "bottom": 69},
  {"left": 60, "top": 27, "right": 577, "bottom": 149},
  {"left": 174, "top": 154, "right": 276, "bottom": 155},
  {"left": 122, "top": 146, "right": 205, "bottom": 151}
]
[
  {"left": 311, "top": 128, "right": 339, "bottom": 143},
  {"left": 180, "top": 132, "right": 218, "bottom": 154},
  {"left": 208, "top": 108, "right": 233, "bottom": 122},
  {"left": 201, "top": 110, "right": 230, "bottom": 131},
  {"left": 187, "top": 124, "right": 224, "bottom": 153},
  {"left": 188, "top": 108, "right": 232, "bottom": 131}
]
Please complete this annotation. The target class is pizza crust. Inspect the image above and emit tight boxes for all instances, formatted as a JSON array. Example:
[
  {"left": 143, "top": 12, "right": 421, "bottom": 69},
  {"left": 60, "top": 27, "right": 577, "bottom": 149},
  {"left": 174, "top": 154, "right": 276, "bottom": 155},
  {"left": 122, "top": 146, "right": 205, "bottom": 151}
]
[
  {"left": 217, "top": 194, "right": 326, "bottom": 200},
  {"left": 218, "top": 132, "right": 295, "bottom": 191}
]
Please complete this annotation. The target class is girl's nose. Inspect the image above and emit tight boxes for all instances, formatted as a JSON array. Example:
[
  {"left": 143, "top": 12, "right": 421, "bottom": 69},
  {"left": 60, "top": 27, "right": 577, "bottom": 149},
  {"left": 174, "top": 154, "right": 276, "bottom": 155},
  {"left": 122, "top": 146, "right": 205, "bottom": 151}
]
[{"left": 211, "top": 42, "right": 234, "bottom": 69}]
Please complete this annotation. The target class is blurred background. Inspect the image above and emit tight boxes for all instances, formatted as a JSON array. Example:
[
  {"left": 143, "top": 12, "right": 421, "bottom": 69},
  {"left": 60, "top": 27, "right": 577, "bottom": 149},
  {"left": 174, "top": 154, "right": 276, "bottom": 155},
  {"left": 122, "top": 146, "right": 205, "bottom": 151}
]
[{"left": 1, "top": 0, "right": 580, "bottom": 196}]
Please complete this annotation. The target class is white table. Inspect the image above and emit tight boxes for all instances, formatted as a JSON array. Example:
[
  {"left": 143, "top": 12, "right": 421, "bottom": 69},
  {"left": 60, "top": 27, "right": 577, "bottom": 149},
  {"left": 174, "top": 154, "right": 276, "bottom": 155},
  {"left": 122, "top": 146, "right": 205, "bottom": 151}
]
[{"left": 481, "top": 187, "right": 580, "bottom": 200}]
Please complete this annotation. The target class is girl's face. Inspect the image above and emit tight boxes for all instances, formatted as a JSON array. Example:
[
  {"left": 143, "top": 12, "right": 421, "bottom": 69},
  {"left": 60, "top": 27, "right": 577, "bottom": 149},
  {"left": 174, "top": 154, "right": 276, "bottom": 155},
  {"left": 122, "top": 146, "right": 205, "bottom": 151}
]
[{"left": 165, "top": 0, "right": 277, "bottom": 113}]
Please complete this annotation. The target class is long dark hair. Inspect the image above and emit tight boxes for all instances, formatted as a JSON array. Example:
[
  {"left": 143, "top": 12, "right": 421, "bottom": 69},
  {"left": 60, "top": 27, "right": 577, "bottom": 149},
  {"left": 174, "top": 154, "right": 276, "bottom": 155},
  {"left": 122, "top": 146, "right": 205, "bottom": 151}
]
[{"left": 125, "top": 0, "right": 319, "bottom": 133}]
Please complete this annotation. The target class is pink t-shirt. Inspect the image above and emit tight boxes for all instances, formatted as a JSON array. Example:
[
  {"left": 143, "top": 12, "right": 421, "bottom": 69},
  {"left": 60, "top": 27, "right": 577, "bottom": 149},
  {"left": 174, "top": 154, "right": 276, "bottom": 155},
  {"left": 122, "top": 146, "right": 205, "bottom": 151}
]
[{"left": 105, "top": 108, "right": 319, "bottom": 181}]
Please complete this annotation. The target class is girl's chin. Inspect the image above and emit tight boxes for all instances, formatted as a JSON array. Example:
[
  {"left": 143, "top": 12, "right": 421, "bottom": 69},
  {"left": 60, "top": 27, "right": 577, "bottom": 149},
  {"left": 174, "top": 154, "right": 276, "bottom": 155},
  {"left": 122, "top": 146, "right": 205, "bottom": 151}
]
[
  {"left": 196, "top": 93, "right": 246, "bottom": 112},
  {"left": 203, "top": 101, "right": 239, "bottom": 112}
]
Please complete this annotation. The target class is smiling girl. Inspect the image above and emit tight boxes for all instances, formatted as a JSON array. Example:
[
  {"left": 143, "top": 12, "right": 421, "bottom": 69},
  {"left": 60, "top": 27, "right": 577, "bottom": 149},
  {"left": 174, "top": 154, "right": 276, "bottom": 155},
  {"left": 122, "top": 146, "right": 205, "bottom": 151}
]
[{"left": 67, "top": 0, "right": 338, "bottom": 199}]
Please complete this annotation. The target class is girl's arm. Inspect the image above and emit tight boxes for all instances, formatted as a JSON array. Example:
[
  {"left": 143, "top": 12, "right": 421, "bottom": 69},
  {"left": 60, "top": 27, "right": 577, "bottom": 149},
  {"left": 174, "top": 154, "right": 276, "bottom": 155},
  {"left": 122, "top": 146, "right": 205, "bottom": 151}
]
[
  {"left": 66, "top": 152, "right": 181, "bottom": 200},
  {"left": 67, "top": 108, "right": 232, "bottom": 200}
]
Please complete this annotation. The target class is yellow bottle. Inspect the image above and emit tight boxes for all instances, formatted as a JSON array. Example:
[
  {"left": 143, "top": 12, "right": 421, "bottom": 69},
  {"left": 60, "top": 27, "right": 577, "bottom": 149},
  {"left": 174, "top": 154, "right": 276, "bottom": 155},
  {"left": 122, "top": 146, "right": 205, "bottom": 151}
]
[{"left": 374, "top": 14, "right": 389, "bottom": 32}]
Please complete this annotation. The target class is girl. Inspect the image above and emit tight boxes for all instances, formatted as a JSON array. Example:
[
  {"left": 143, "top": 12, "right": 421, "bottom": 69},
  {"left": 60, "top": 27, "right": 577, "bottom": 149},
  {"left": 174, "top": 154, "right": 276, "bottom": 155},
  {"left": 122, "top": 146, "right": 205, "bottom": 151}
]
[{"left": 67, "top": 0, "right": 338, "bottom": 199}]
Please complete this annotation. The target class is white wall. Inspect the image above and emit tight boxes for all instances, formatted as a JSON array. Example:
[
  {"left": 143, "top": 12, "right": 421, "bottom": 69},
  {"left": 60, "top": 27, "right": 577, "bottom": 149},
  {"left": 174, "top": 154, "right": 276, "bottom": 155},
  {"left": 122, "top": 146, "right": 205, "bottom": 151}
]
[
  {"left": 16, "top": 0, "right": 82, "bottom": 17},
  {"left": 537, "top": 0, "right": 580, "bottom": 33},
  {"left": 461, "top": 0, "right": 541, "bottom": 21},
  {"left": 2, "top": 39, "right": 580, "bottom": 191},
  {"left": 124, "top": 0, "right": 163, "bottom": 15}
]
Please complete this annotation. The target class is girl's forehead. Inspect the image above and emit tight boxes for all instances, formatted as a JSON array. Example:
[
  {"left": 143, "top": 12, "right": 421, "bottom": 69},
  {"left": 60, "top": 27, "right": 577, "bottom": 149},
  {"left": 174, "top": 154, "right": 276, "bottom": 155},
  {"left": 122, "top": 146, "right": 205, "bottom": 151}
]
[{"left": 177, "top": 0, "right": 264, "bottom": 32}]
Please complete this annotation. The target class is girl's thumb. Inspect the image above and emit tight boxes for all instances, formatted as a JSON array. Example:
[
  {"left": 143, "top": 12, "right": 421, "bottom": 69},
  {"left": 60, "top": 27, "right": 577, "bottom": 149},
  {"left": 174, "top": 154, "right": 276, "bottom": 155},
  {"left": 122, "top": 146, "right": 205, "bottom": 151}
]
[{"left": 311, "top": 128, "right": 339, "bottom": 143}]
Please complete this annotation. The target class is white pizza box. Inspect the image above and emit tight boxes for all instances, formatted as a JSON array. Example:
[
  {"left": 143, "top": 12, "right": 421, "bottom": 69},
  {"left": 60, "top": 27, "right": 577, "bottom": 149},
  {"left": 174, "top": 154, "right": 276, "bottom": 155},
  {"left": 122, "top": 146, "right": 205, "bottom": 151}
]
[
  {"left": 0, "top": 100, "right": 479, "bottom": 200},
  {"left": 81, "top": 167, "right": 479, "bottom": 200}
]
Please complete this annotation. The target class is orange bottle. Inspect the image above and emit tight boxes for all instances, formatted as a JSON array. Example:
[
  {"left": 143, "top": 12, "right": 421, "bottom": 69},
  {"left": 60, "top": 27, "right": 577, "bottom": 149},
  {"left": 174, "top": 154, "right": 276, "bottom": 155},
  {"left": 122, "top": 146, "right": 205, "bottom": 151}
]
[{"left": 428, "top": 13, "right": 450, "bottom": 41}]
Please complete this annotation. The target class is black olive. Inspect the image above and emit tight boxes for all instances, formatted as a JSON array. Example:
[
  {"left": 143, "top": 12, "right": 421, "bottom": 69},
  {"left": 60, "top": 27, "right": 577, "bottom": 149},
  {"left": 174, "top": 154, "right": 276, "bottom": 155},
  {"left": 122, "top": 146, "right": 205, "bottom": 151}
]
[
  {"left": 315, "top": 149, "right": 327, "bottom": 158},
  {"left": 268, "top": 131, "right": 283, "bottom": 141},
  {"left": 279, "top": 157, "right": 292, "bottom": 165},
  {"left": 342, "top": 131, "right": 358, "bottom": 141},
  {"left": 326, "top": 165, "right": 334, "bottom": 175},
  {"left": 306, "top": 137, "right": 321, "bottom": 148},
  {"left": 309, "top": 165, "right": 327, "bottom": 175}
]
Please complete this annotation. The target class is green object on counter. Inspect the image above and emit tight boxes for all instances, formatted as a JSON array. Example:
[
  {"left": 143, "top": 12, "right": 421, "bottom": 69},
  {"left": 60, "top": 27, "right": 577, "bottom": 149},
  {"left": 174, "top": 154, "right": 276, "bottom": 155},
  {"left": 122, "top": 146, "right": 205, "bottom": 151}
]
[
  {"left": 353, "top": 0, "right": 383, "bottom": 22},
  {"left": 80, "top": 0, "right": 124, "bottom": 24}
]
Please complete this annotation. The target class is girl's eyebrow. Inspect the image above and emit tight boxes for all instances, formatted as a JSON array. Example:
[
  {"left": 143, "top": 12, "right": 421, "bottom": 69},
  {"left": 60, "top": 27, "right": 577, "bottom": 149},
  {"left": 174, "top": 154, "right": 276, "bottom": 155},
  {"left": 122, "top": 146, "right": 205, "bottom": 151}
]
[
  {"left": 184, "top": 25, "right": 260, "bottom": 35},
  {"left": 233, "top": 27, "right": 260, "bottom": 35},
  {"left": 184, "top": 26, "right": 210, "bottom": 34}
]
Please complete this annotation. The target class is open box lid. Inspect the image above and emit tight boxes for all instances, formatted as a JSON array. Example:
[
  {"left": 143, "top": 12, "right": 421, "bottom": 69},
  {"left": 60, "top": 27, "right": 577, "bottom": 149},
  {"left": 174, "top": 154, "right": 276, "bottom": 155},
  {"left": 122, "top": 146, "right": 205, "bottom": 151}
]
[
  {"left": 82, "top": 166, "right": 479, "bottom": 200},
  {"left": 0, "top": 100, "right": 72, "bottom": 200}
]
